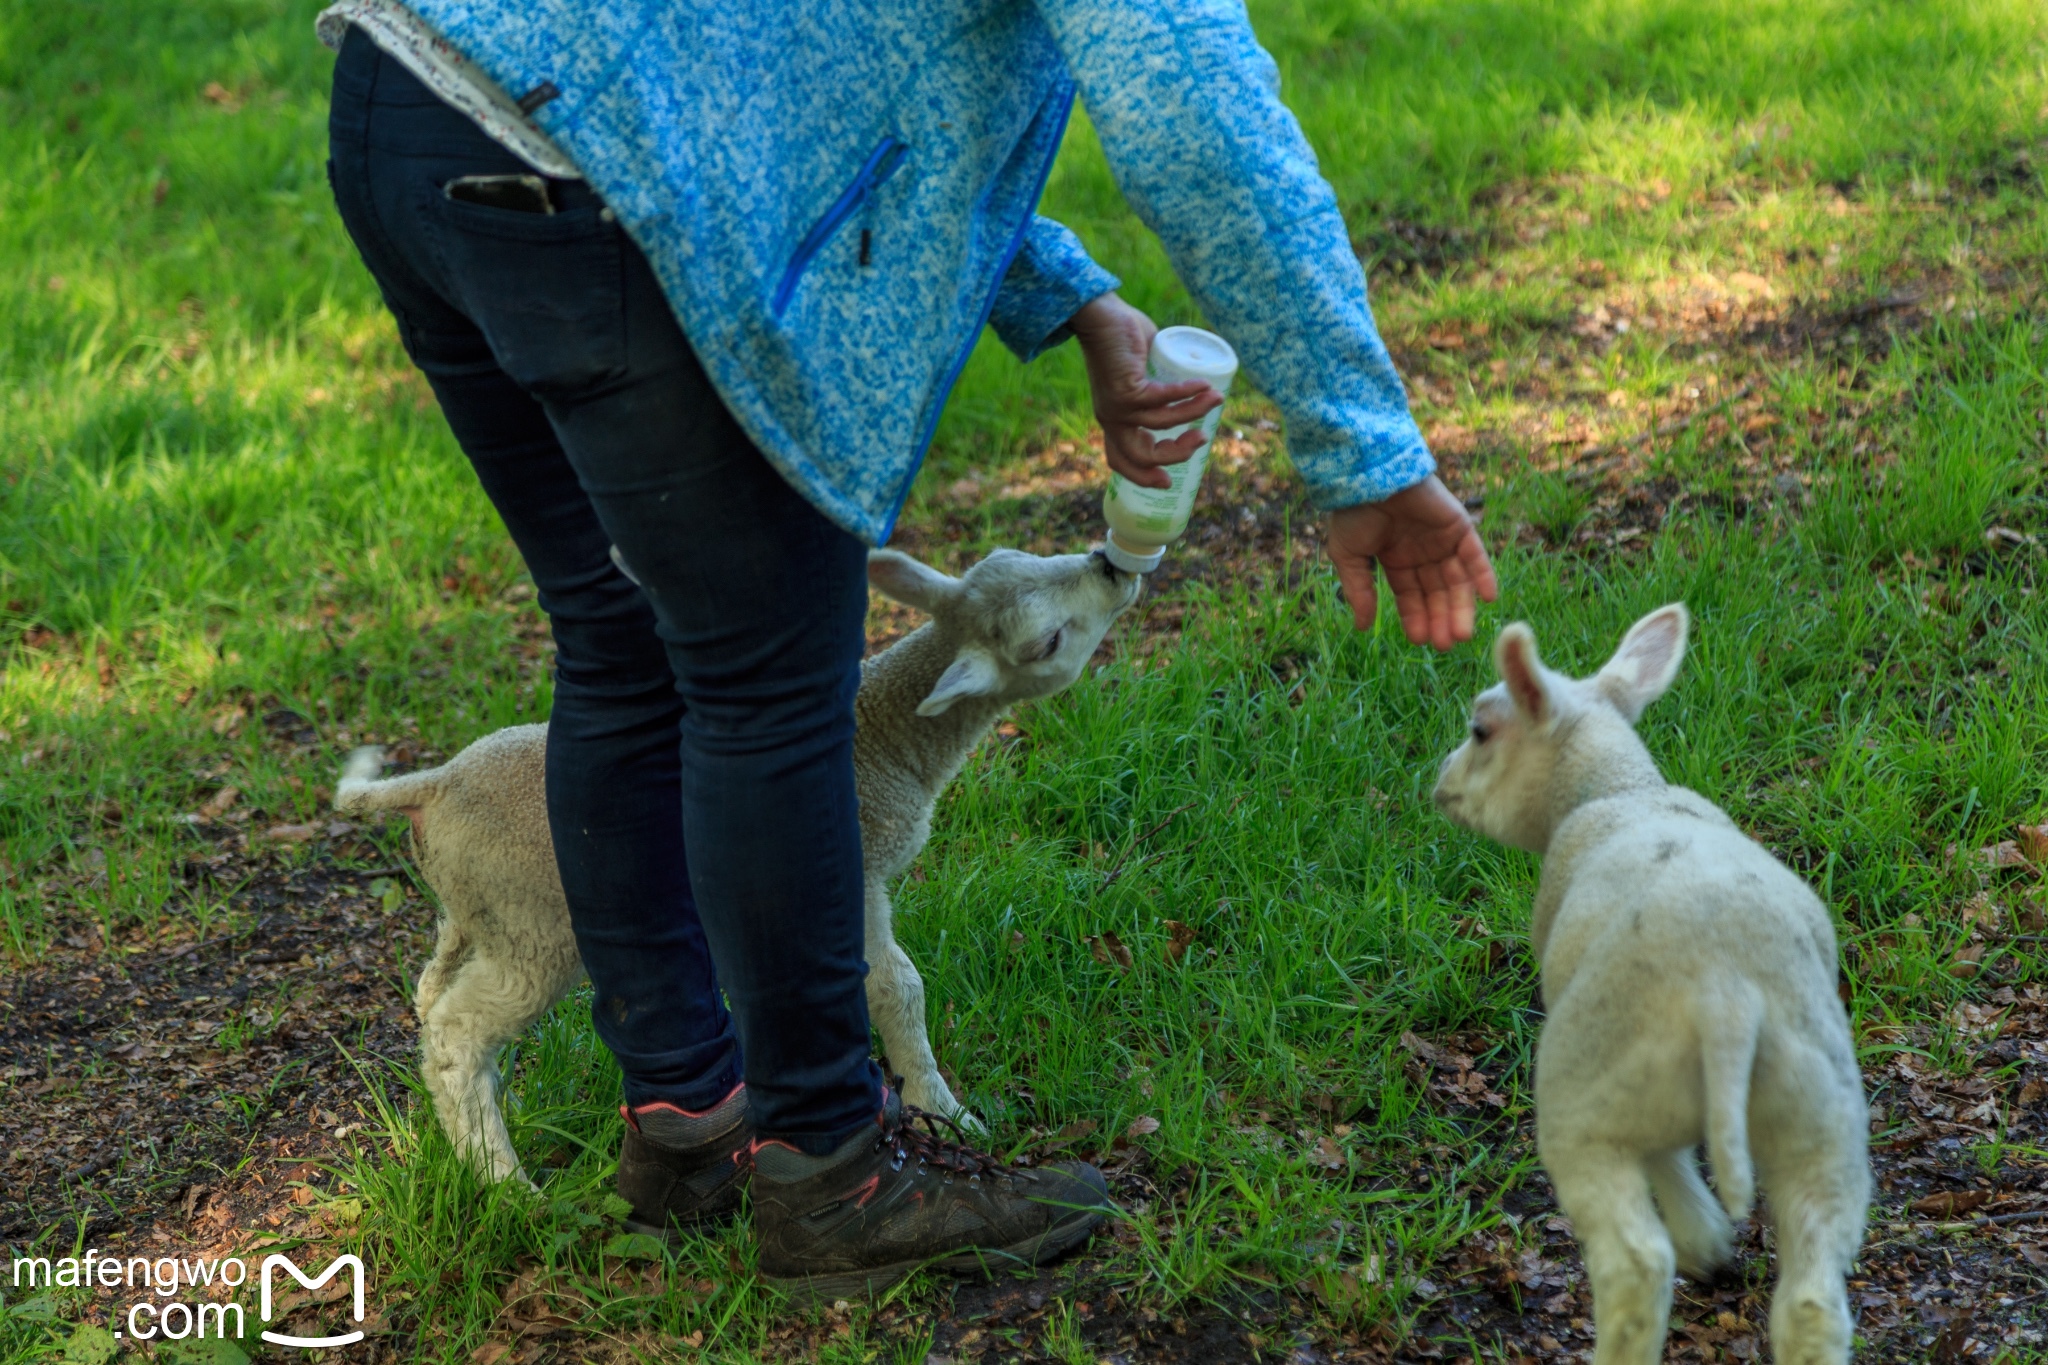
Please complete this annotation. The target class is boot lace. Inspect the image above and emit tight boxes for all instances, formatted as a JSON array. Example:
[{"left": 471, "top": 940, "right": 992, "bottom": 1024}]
[{"left": 878, "top": 1104, "right": 1010, "bottom": 1179}]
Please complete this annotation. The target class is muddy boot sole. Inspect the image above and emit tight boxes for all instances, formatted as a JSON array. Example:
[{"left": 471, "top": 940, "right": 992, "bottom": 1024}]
[{"left": 761, "top": 1205, "right": 1105, "bottom": 1308}]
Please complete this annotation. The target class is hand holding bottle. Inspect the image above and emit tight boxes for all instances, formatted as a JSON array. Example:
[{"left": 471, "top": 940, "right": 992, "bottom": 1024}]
[{"left": 1070, "top": 293, "right": 1224, "bottom": 490}]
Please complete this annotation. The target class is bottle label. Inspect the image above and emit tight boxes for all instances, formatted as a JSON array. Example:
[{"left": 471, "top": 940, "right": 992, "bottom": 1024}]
[{"left": 1111, "top": 408, "right": 1220, "bottom": 527}]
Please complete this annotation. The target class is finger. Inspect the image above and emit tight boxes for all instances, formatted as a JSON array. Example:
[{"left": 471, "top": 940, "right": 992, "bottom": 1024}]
[
  {"left": 1457, "top": 526, "right": 1500, "bottom": 603},
  {"left": 1329, "top": 550, "right": 1379, "bottom": 631},
  {"left": 1434, "top": 542, "right": 1480, "bottom": 645},
  {"left": 1123, "top": 385, "right": 1224, "bottom": 430},
  {"left": 1405, "top": 560, "right": 1443, "bottom": 651},
  {"left": 1383, "top": 564, "right": 1430, "bottom": 645},
  {"left": 1409, "top": 552, "right": 1458, "bottom": 650},
  {"left": 1418, "top": 560, "right": 1456, "bottom": 652},
  {"left": 1125, "top": 377, "right": 1216, "bottom": 407},
  {"left": 1407, "top": 561, "right": 1440, "bottom": 651},
  {"left": 1441, "top": 557, "right": 1477, "bottom": 645},
  {"left": 1120, "top": 426, "right": 1191, "bottom": 479},
  {"left": 1105, "top": 437, "right": 1172, "bottom": 490},
  {"left": 1122, "top": 428, "right": 1207, "bottom": 469}
]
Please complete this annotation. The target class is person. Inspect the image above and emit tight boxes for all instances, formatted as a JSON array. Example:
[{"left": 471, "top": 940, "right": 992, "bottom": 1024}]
[{"left": 319, "top": 0, "right": 1497, "bottom": 1304}]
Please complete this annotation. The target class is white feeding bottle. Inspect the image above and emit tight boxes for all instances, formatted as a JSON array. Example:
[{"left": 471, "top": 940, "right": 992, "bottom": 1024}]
[{"left": 1100, "top": 325, "right": 1239, "bottom": 574}]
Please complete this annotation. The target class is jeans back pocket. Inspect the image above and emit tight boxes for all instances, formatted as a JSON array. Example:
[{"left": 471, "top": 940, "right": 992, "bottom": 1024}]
[{"left": 420, "top": 186, "right": 628, "bottom": 399}]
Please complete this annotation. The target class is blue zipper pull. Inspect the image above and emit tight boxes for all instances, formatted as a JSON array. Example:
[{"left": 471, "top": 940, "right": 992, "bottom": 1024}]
[{"left": 773, "top": 135, "right": 909, "bottom": 317}]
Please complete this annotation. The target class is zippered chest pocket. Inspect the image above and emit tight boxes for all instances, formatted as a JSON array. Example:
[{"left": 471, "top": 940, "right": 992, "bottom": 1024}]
[{"left": 773, "top": 136, "right": 908, "bottom": 319}]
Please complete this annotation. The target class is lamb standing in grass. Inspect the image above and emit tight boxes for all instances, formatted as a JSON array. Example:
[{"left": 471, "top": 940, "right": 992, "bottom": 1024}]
[
  {"left": 335, "top": 546, "right": 1140, "bottom": 1184},
  {"left": 1431, "top": 605, "right": 1868, "bottom": 1365}
]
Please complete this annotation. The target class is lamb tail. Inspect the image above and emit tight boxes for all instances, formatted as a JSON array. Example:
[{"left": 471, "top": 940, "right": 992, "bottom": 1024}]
[
  {"left": 333, "top": 746, "right": 446, "bottom": 814},
  {"left": 1701, "top": 980, "right": 1763, "bottom": 1221}
]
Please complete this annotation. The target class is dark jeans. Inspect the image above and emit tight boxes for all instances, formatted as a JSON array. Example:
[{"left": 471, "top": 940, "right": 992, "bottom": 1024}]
[{"left": 328, "top": 28, "right": 884, "bottom": 1152}]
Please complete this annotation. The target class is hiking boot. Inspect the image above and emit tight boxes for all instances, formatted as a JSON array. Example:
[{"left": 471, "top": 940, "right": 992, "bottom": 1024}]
[
  {"left": 616, "top": 1085, "right": 752, "bottom": 1240},
  {"left": 751, "top": 1090, "right": 1112, "bottom": 1306}
]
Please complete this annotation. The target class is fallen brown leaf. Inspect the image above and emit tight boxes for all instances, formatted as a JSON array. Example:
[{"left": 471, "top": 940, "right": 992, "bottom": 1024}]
[
  {"left": 1312, "top": 1135, "right": 1346, "bottom": 1171},
  {"left": 1163, "top": 919, "right": 1199, "bottom": 964},
  {"left": 1932, "top": 1311, "right": 1976, "bottom": 1365},
  {"left": 259, "top": 823, "right": 322, "bottom": 845},
  {"left": 515, "top": 1314, "right": 575, "bottom": 1338},
  {"left": 1399, "top": 1031, "right": 1472, "bottom": 1071},
  {"left": 198, "top": 786, "right": 239, "bottom": 819},
  {"left": 1959, "top": 892, "right": 2002, "bottom": 931},
  {"left": 1950, "top": 944, "right": 1986, "bottom": 979},
  {"left": 2020, "top": 897, "right": 2047, "bottom": 933},
  {"left": 1125, "top": 1115, "right": 1161, "bottom": 1140},
  {"left": 1038, "top": 1119, "right": 1097, "bottom": 1152},
  {"left": 1978, "top": 841, "right": 2026, "bottom": 869},
  {"left": 1908, "top": 1189, "right": 1989, "bottom": 1218},
  {"left": 1086, "top": 931, "right": 1133, "bottom": 971},
  {"left": 471, "top": 1343, "right": 511, "bottom": 1365},
  {"left": 2018, "top": 824, "right": 2048, "bottom": 864}
]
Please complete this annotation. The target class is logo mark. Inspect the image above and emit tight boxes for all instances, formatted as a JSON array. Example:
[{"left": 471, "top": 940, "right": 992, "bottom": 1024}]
[{"left": 259, "top": 1254, "right": 365, "bottom": 1349}]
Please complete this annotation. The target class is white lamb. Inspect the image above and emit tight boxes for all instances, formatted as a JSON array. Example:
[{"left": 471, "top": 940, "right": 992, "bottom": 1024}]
[
  {"left": 335, "top": 546, "right": 1140, "bottom": 1184},
  {"left": 1431, "top": 604, "right": 1868, "bottom": 1365}
]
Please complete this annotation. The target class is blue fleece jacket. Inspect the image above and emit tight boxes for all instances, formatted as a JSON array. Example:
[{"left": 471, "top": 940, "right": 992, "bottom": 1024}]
[{"left": 405, "top": 0, "right": 1432, "bottom": 545}]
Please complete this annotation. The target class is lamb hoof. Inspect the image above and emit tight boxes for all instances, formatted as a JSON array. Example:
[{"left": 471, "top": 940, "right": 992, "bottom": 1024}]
[
  {"left": 478, "top": 1158, "right": 537, "bottom": 1190},
  {"left": 1675, "top": 1243, "right": 1740, "bottom": 1285},
  {"left": 899, "top": 1081, "right": 979, "bottom": 1133}
]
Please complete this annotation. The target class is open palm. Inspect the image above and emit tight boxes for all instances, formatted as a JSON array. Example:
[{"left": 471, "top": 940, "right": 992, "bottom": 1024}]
[{"left": 1327, "top": 476, "right": 1498, "bottom": 651}]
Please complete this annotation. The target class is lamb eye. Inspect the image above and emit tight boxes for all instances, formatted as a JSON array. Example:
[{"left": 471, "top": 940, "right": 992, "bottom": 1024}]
[
  {"left": 1032, "top": 629, "right": 1063, "bottom": 662},
  {"left": 1470, "top": 723, "right": 1491, "bottom": 743}
]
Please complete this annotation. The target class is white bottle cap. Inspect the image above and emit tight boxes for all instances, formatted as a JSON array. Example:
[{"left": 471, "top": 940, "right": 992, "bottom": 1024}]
[
  {"left": 1101, "top": 530, "right": 1165, "bottom": 574},
  {"left": 1149, "top": 326, "right": 1239, "bottom": 390}
]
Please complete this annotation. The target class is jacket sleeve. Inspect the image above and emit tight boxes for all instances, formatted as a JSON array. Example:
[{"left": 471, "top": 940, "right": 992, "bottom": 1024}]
[
  {"left": 987, "top": 215, "right": 1121, "bottom": 361},
  {"left": 1031, "top": 0, "right": 1432, "bottom": 507}
]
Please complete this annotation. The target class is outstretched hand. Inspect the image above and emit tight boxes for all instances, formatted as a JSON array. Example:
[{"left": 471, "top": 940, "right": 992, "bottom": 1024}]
[
  {"left": 1068, "top": 294, "right": 1494, "bottom": 649},
  {"left": 1070, "top": 293, "right": 1224, "bottom": 489},
  {"left": 1328, "top": 477, "right": 1498, "bottom": 651}
]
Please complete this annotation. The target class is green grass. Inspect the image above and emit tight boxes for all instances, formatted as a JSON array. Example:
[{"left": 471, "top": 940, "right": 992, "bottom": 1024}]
[{"left": 3, "top": 0, "right": 2047, "bottom": 1360}]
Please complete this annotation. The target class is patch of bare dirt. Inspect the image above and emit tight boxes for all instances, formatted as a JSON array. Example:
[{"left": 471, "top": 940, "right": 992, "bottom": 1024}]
[{"left": 0, "top": 850, "right": 428, "bottom": 1244}]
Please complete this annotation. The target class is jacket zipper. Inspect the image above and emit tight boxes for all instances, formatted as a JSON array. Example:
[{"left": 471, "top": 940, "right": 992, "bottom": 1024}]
[
  {"left": 880, "top": 82, "right": 1077, "bottom": 540},
  {"left": 772, "top": 135, "right": 908, "bottom": 318}
]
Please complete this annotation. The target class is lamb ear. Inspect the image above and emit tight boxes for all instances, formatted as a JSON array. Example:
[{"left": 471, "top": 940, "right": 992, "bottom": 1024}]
[
  {"left": 917, "top": 646, "right": 1001, "bottom": 717},
  {"left": 1594, "top": 603, "right": 1689, "bottom": 722},
  {"left": 1493, "top": 623, "right": 1553, "bottom": 724},
  {"left": 868, "top": 550, "right": 959, "bottom": 613}
]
